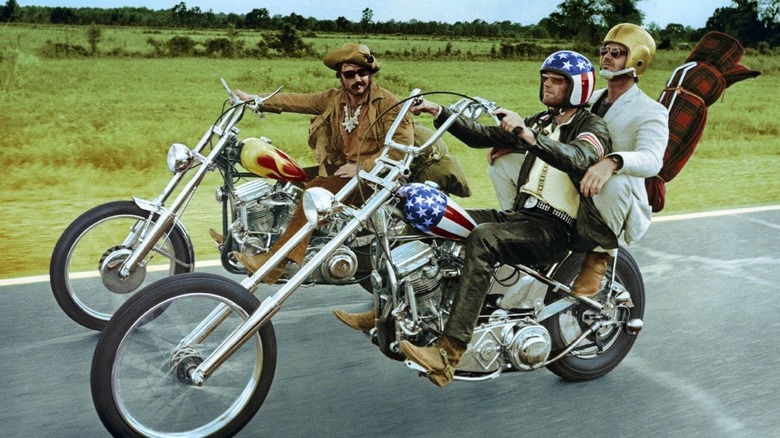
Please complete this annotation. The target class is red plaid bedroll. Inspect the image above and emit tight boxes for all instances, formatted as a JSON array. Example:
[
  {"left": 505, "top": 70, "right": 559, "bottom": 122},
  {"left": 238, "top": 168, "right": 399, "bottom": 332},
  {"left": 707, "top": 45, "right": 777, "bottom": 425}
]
[{"left": 645, "top": 32, "right": 760, "bottom": 212}]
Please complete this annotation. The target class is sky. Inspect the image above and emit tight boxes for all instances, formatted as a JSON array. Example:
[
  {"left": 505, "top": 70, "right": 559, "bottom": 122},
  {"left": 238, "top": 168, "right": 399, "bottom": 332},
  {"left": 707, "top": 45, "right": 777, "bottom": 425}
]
[{"left": 17, "top": 0, "right": 735, "bottom": 29}]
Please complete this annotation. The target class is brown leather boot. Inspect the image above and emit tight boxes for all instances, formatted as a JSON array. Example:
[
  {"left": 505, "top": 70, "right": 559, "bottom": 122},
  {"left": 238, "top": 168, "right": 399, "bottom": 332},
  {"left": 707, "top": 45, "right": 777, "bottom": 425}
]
[
  {"left": 233, "top": 251, "right": 285, "bottom": 285},
  {"left": 570, "top": 251, "right": 611, "bottom": 297},
  {"left": 333, "top": 309, "right": 375, "bottom": 331},
  {"left": 208, "top": 228, "right": 224, "bottom": 246},
  {"left": 399, "top": 336, "right": 467, "bottom": 388}
]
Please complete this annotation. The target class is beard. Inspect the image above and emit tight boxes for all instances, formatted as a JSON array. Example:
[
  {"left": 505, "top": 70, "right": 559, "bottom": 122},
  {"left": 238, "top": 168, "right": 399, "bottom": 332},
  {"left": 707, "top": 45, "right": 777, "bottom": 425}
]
[{"left": 342, "top": 77, "right": 370, "bottom": 99}]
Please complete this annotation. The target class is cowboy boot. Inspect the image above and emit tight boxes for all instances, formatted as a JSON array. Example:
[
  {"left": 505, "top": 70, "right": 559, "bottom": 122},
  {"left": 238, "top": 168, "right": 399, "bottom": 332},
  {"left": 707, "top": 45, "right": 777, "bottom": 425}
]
[
  {"left": 570, "top": 251, "right": 611, "bottom": 297},
  {"left": 233, "top": 251, "right": 286, "bottom": 285},
  {"left": 333, "top": 309, "right": 375, "bottom": 331},
  {"left": 208, "top": 228, "right": 224, "bottom": 246},
  {"left": 399, "top": 336, "right": 467, "bottom": 388}
]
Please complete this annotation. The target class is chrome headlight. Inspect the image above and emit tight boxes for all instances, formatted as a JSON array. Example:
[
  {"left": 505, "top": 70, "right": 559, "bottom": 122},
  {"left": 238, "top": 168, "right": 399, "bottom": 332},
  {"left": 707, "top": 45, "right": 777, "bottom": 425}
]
[
  {"left": 302, "top": 187, "right": 337, "bottom": 224},
  {"left": 166, "top": 143, "right": 194, "bottom": 174}
]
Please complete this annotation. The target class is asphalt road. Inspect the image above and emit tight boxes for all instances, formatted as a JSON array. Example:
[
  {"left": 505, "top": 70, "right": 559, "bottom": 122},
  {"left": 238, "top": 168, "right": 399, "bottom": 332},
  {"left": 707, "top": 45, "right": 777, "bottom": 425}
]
[{"left": 1, "top": 207, "right": 778, "bottom": 437}]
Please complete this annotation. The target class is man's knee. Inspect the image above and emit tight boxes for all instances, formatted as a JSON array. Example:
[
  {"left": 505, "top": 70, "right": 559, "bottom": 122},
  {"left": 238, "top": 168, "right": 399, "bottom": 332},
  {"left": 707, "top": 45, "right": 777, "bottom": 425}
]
[
  {"left": 594, "top": 175, "right": 632, "bottom": 212},
  {"left": 599, "top": 175, "right": 631, "bottom": 198},
  {"left": 466, "top": 224, "right": 493, "bottom": 250}
]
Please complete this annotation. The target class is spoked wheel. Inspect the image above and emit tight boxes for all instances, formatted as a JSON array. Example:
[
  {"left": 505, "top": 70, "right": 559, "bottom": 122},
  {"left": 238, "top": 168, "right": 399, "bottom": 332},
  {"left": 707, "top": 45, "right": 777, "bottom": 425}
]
[
  {"left": 543, "top": 249, "right": 645, "bottom": 381},
  {"left": 50, "top": 200, "right": 193, "bottom": 331},
  {"left": 91, "top": 273, "right": 277, "bottom": 437}
]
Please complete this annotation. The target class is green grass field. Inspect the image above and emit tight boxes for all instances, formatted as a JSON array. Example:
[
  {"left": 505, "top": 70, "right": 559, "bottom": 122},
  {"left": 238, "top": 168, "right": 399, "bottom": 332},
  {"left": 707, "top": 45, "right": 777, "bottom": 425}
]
[{"left": 1, "top": 25, "right": 778, "bottom": 279}]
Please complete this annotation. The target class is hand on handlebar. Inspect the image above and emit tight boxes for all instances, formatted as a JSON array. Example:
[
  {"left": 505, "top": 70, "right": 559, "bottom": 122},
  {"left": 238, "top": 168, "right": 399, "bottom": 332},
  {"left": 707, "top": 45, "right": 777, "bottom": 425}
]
[
  {"left": 231, "top": 88, "right": 283, "bottom": 114},
  {"left": 494, "top": 108, "right": 526, "bottom": 135},
  {"left": 409, "top": 98, "right": 441, "bottom": 117}
]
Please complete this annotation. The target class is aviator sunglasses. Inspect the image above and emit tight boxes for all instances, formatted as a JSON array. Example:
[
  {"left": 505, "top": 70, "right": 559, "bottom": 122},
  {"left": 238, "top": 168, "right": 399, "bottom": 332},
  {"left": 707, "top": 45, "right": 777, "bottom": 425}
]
[{"left": 599, "top": 46, "right": 627, "bottom": 58}]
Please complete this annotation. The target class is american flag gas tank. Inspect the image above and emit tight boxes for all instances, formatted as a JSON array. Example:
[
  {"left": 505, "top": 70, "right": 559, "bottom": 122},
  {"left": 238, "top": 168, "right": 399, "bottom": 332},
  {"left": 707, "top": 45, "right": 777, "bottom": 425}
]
[{"left": 397, "top": 183, "right": 476, "bottom": 240}]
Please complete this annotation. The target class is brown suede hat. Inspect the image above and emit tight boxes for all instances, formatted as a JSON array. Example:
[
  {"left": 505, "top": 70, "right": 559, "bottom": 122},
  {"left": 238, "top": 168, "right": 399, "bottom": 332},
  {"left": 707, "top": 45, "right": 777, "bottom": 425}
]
[{"left": 323, "top": 43, "right": 380, "bottom": 73}]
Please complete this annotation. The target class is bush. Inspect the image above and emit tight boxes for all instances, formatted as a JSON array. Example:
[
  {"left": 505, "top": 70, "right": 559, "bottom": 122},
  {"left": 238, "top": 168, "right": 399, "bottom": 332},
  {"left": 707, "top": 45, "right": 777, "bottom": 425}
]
[
  {"left": 86, "top": 24, "right": 102, "bottom": 55},
  {"left": 38, "top": 40, "right": 90, "bottom": 58},
  {"left": 497, "top": 41, "right": 546, "bottom": 59},
  {"left": 204, "top": 37, "right": 233, "bottom": 57},
  {"left": 166, "top": 35, "right": 197, "bottom": 57}
]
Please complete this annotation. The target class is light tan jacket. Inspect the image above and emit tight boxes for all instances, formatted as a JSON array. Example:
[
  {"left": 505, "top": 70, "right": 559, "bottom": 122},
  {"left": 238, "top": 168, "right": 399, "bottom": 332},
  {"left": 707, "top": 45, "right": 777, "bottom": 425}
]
[{"left": 265, "top": 81, "right": 414, "bottom": 174}]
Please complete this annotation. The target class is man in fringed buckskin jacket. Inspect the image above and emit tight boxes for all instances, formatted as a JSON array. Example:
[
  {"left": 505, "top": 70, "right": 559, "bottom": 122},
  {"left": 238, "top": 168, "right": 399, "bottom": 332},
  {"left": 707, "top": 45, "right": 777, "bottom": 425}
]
[{"left": 223, "top": 43, "right": 469, "bottom": 282}]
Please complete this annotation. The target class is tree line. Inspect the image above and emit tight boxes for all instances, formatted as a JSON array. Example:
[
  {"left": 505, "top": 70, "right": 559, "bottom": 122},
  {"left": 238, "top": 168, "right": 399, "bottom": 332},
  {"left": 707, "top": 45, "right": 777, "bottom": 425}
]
[{"left": 1, "top": 0, "right": 778, "bottom": 48}]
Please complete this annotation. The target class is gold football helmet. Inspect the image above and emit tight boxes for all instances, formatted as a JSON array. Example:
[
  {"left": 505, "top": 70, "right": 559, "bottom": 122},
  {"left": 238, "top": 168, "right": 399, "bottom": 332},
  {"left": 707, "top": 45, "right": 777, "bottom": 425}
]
[{"left": 602, "top": 23, "right": 656, "bottom": 78}]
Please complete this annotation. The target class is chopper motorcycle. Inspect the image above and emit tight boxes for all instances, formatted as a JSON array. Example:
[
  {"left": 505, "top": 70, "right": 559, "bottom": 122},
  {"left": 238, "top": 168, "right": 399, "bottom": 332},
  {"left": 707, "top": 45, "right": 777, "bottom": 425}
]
[
  {"left": 90, "top": 87, "right": 645, "bottom": 437},
  {"left": 50, "top": 79, "right": 391, "bottom": 331}
]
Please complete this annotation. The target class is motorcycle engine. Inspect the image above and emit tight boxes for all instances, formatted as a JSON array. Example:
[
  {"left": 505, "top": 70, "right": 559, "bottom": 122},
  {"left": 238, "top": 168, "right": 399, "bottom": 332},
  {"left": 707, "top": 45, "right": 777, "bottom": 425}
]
[
  {"left": 297, "top": 242, "right": 360, "bottom": 285},
  {"left": 392, "top": 240, "right": 443, "bottom": 315},
  {"left": 457, "top": 314, "right": 552, "bottom": 373},
  {"left": 503, "top": 318, "right": 552, "bottom": 371},
  {"left": 227, "top": 180, "right": 301, "bottom": 254},
  {"left": 385, "top": 240, "right": 464, "bottom": 335}
]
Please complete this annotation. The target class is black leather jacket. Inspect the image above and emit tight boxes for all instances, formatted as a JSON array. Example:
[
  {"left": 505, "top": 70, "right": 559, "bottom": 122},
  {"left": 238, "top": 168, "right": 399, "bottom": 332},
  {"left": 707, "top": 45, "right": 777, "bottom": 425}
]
[{"left": 436, "top": 106, "right": 617, "bottom": 251}]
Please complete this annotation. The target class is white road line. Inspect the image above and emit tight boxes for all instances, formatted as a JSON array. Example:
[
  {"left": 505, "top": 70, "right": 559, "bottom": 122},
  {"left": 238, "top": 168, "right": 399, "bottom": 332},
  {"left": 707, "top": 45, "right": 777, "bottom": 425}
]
[
  {"left": 0, "top": 259, "right": 222, "bottom": 288},
  {"left": 2, "top": 204, "right": 778, "bottom": 288},
  {"left": 652, "top": 204, "right": 780, "bottom": 222}
]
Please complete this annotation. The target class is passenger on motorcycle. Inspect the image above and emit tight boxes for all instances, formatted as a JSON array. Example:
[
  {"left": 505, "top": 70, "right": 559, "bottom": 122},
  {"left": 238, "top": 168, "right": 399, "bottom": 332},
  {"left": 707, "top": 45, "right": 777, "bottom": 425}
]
[
  {"left": 336, "top": 50, "right": 615, "bottom": 387},
  {"left": 219, "top": 43, "right": 470, "bottom": 282},
  {"left": 488, "top": 25, "right": 668, "bottom": 299},
  {"left": 574, "top": 24, "right": 667, "bottom": 296}
]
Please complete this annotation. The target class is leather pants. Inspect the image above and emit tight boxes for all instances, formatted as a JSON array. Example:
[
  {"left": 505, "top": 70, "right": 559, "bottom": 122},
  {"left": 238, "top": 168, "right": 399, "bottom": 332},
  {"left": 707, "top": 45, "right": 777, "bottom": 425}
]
[{"left": 443, "top": 208, "right": 573, "bottom": 344}]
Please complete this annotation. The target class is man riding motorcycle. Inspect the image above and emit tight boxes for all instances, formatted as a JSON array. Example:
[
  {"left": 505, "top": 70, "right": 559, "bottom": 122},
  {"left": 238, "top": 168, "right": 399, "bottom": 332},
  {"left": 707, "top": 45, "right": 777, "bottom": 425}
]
[{"left": 336, "top": 50, "right": 615, "bottom": 387}]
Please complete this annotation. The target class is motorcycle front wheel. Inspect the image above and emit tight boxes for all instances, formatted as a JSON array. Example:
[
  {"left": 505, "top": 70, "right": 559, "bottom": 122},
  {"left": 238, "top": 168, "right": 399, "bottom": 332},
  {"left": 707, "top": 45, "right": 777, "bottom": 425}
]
[
  {"left": 91, "top": 273, "right": 277, "bottom": 438},
  {"left": 50, "top": 200, "right": 194, "bottom": 331},
  {"left": 543, "top": 248, "right": 645, "bottom": 381}
]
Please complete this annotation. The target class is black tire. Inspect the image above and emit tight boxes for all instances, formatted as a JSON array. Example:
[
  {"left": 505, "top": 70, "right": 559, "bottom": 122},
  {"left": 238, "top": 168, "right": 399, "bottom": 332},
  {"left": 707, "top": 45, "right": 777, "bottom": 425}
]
[
  {"left": 543, "top": 249, "right": 645, "bottom": 381},
  {"left": 50, "top": 200, "right": 194, "bottom": 331},
  {"left": 91, "top": 273, "right": 277, "bottom": 438}
]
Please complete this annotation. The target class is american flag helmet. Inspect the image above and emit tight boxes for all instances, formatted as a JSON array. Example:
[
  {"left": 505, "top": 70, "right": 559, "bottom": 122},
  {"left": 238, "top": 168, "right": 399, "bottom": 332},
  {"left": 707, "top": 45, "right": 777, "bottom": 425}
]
[
  {"left": 397, "top": 183, "right": 476, "bottom": 240},
  {"left": 539, "top": 50, "right": 596, "bottom": 107}
]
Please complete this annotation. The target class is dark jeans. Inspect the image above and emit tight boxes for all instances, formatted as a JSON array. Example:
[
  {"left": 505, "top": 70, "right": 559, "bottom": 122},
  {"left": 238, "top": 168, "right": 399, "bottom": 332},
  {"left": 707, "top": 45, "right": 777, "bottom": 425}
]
[{"left": 443, "top": 208, "right": 573, "bottom": 344}]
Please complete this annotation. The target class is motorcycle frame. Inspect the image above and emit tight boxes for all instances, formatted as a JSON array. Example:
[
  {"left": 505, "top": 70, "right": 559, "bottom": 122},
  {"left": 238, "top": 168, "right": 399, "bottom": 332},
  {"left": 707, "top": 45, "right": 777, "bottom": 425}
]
[
  {"left": 182, "top": 90, "right": 608, "bottom": 386},
  {"left": 114, "top": 85, "right": 281, "bottom": 280}
]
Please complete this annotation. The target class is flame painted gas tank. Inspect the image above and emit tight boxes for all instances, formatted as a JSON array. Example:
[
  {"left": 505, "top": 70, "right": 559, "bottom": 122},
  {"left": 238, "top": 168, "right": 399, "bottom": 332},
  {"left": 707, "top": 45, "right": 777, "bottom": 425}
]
[
  {"left": 398, "top": 183, "right": 476, "bottom": 240},
  {"left": 240, "top": 137, "right": 307, "bottom": 182}
]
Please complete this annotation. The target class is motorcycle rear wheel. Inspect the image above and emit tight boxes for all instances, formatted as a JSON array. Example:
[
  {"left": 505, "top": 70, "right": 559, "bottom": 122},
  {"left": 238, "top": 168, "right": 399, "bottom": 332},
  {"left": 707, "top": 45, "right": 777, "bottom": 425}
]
[
  {"left": 543, "top": 249, "right": 645, "bottom": 381},
  {"left": 50, "top": 200, "right": 193, "bottom": 331},
  {"left": 91, "top": 273, "right": 277, "bottom": 438}
]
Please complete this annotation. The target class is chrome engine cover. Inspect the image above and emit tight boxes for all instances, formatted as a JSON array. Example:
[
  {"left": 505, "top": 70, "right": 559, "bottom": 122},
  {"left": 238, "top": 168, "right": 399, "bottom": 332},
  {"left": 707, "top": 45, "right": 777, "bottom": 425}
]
[
  {"left": 457, "top": 315, "right": 552, "bottom": 374},
  {"left": 319, "top": 246, "right": 359, "bottom": 283},
  {"left": 294, "top": 245, "right": 359, "bottom": 285},
  {"left": 503, "top": 321, "right": 551, "bottom": 371},
  {"left": 457, "top": 321, "right": 506, "bottom": 373}
]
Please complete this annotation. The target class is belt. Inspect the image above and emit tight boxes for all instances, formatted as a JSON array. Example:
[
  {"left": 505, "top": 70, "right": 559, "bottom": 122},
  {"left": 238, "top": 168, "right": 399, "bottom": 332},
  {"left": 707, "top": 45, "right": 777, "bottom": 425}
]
[{"left": 523, "top": 196, "right": 575, "bottom": 227}]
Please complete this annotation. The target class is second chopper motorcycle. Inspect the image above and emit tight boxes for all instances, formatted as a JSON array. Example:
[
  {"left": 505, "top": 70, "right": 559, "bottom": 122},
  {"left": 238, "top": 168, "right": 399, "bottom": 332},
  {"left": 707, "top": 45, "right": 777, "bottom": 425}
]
[
  {"left": 50, "top": 79, "right": 394, "bottom": 331},
  {"left": 89, "top": 86, "right": 645, "bottom": 437}
]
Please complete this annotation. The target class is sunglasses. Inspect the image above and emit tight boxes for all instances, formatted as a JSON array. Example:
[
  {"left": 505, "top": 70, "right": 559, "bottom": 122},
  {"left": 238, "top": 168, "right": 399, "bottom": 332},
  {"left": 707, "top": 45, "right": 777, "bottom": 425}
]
[
  {"left": 340, "top": 69, "right": 370, "bottom": 79},
  {"left": 599, "top": 46, "right": 627, "bottom": 58},
  {"left": 541, "top": 73, "right": 566, "bottom": 86}
]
